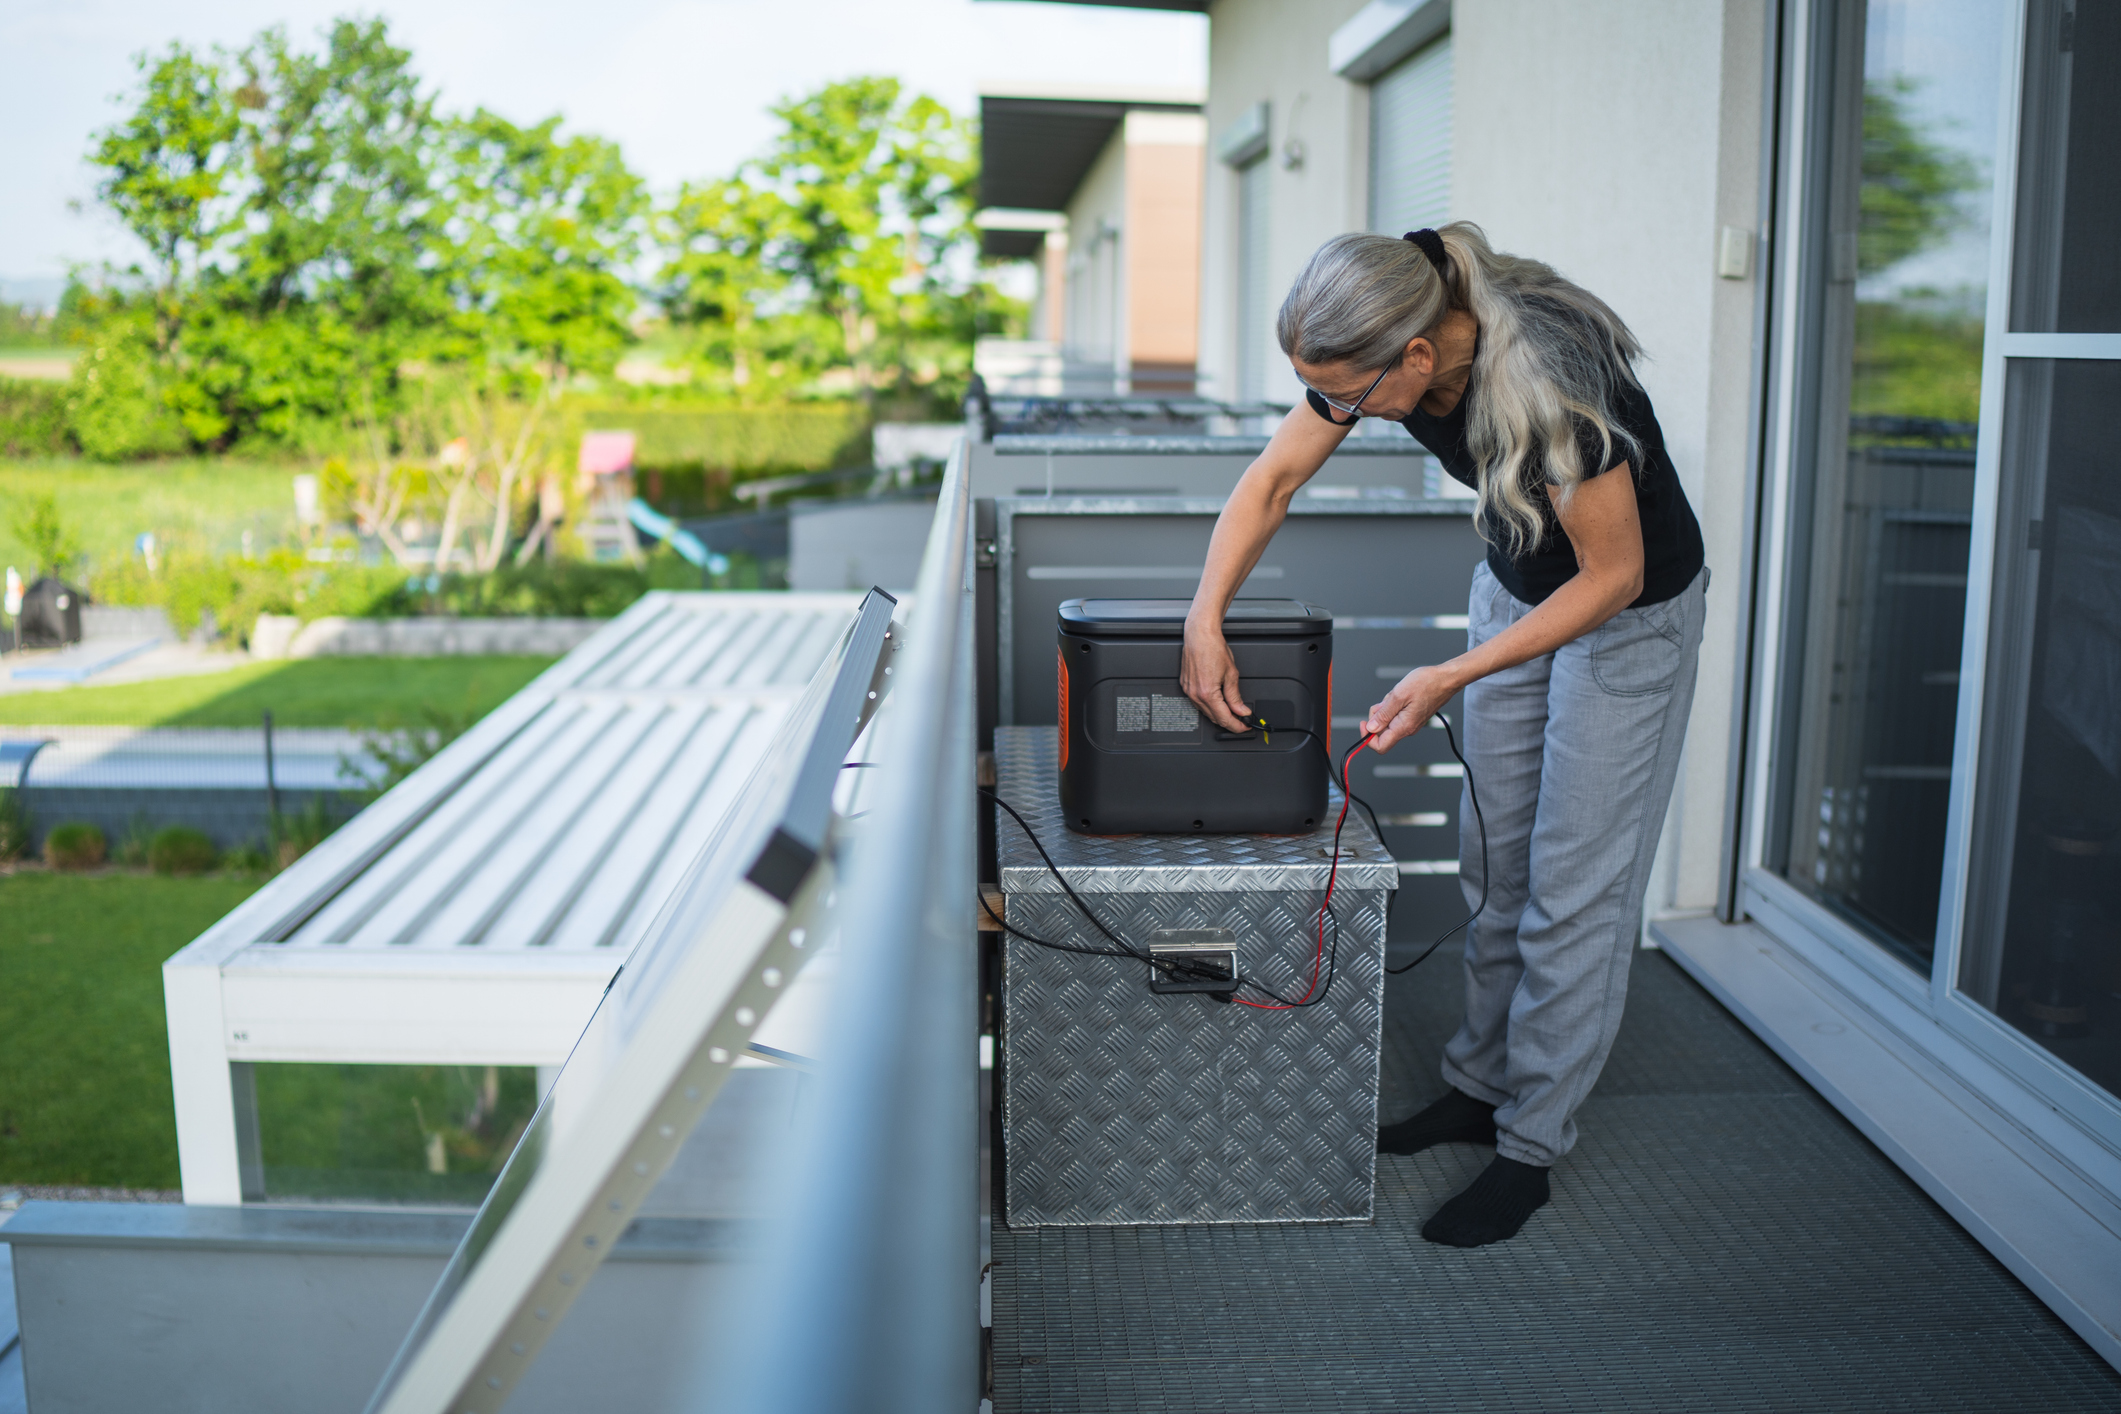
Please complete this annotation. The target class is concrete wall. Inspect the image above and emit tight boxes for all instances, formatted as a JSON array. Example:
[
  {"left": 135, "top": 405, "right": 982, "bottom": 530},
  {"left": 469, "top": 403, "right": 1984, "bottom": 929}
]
[
  {"left": 1, "top": 1203, "right": 741, "bottom": 1414},
  {"left": 1200, "top": 0, "right": 1375, "bottom": 405},
  {"left": 253, "top": 615, "right": 603, "bottom": 660},
  {"left": 786, "top": 498, "right": 939, "bottom": 594},
  {"left": 1197, "top": 0, "right": 1773, "bottom": 914},
  {"left": 1065, "top": 127, "right": 1132, "bottom": 373}
]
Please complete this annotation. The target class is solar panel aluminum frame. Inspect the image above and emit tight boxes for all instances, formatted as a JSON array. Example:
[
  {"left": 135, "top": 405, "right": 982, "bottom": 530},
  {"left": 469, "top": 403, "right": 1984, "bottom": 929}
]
[{"left": 363, "top": 588, "right": 899, "bottom": 1414}]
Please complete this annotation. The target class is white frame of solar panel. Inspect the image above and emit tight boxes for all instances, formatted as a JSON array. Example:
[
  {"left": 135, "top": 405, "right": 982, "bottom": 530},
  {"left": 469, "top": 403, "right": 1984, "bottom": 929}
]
[{"left": 161, "top": 591, "right": 863, "bottom": 1205}]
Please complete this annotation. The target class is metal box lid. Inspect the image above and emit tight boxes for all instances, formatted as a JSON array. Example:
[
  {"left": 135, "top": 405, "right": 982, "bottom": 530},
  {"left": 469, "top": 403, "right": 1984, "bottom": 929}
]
[
  {"left": 993, "top": 726, "right": 1399, "bottom": 894},
  {"left": 1057, "top": 597, "right": 1332, "bottom": 637}
]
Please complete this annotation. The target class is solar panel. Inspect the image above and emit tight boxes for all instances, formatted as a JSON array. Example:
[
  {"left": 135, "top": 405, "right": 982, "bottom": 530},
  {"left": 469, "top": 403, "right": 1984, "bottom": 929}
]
[{"left": 363, "top": 588, "right": 900, "bottom": 1414}]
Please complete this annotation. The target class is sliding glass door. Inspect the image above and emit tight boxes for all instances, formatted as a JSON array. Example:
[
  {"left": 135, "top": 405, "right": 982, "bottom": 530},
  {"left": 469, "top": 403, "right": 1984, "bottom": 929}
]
[
  {"left": 1768, "top": 0, "right": 2005, "bottom": 970},
  {"left": 1956, "top": 0, "right": 2121, "bottom": 1103},
  {"left": 1760, "top": 0, "right": 2121, "bottom": 1126}
]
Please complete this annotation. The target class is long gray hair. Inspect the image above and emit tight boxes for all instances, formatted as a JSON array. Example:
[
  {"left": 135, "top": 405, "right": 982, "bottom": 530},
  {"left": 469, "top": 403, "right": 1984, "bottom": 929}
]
[{"left": 1276, "top": 222, "right": 1644, "bottom": 558}]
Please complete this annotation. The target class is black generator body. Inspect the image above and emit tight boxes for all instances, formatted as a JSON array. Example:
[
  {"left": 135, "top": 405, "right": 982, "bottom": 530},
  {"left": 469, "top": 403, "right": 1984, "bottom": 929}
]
[{"left": 1057, "top": 598, "right": 1332, "bottom": 835}]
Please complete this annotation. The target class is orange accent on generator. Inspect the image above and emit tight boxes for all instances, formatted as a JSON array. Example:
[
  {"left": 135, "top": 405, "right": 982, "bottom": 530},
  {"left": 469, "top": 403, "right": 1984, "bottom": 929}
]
[{"left": 1057, "top": 647, "right": 1070, "bottom": 770}]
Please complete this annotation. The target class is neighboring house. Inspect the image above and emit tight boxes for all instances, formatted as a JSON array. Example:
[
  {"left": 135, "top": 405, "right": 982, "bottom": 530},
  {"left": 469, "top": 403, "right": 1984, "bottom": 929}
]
[
  {"left": 975, "top": 85, "right": 1207, "bottom": 395},
  {"left": 1049, "top": 0, "right": 2121, "bottom": 1365}
]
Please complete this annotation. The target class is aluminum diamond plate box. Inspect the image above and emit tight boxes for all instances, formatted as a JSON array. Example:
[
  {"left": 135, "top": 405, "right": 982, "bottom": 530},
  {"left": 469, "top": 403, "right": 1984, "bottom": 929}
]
[{"left": 994, "top": 725, "right": 1396, "bottom": 1226}]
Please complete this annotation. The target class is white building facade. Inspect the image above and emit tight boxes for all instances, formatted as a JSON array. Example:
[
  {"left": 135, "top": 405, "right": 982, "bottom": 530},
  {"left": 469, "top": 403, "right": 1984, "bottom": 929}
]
[{"left": 975, "top": 88, "right": 1208, "bottom": 396}]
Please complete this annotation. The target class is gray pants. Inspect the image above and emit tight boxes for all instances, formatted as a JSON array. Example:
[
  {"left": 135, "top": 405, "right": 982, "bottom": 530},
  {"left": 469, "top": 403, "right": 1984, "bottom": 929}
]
[{"left": 1439, "top": 561, "right": 1708, "bottom": 1166}]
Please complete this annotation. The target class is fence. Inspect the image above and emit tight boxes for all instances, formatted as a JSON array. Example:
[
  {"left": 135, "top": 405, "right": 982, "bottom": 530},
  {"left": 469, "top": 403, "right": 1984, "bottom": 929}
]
[{"left": 1, "top": 718, "right": 377, "bottom": 857}]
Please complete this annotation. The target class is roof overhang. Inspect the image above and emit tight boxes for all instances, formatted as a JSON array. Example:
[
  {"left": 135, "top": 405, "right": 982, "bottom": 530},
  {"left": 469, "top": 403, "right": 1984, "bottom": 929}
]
[
  {"left": 977, "top": 87, "right": 1203, "bottom": 224},
  {"left": 976, "top": 207, "right": 1070, "bottom": 260}
]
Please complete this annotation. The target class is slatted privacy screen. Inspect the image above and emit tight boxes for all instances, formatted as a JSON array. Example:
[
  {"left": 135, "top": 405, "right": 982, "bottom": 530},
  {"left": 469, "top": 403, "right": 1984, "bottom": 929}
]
[{"left": 1370, "top": 36, "right": 1454, "bottom": 237}]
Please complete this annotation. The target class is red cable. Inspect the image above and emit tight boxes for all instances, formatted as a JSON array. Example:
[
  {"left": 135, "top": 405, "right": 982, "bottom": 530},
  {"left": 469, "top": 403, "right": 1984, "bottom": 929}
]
[{"left": 1235, "top": 731, "right": 1372, "bottom": 1010}]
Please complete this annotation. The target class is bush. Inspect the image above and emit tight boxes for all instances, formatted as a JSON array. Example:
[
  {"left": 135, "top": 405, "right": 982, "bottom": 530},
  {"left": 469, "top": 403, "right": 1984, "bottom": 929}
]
[
  {"left": 86, "top": 547, "right": 673, "bottom": 641},
  {"left": 221, "top": 842, "right": 273, "bottom": 874},
  {"left": 572, "top": 399, "right": 871, "bottom": 477},
  {"left": 272, "top": 793, "right": 343, "bottom": 867},
  {"left": 65, "top": 338, "right": 188, "bottom": 462},
  {"left": 147, "top": 825, "right": 218, "bottom": 875},
  {"left": 114, "top": 816, "right": 155, "bottom": 868},
  {"left": 0, "top": 788, "right": 32, "bottom": 860},
  {"left": 88, "top": 547, "right": 406, "bottom": 639},
  {"left": 0, "top": 377, "right": 72, "bottom": 458},
  {"left": 43, "top": 821, "right": 108, "bottom": 871}
]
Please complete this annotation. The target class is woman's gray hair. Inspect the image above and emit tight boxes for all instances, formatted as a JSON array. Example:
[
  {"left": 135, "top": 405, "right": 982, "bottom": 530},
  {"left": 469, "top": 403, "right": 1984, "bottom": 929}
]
[{"left": 1276, "top": 222, "right": 1645, "bottom": 558}]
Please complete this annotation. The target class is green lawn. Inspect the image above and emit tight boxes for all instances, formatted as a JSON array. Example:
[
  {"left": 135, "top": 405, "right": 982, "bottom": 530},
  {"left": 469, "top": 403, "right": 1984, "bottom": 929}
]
[
  {"left": 0, "top": 655, "right": 557, "bottom": 729},
  {"left": 0, "top": 872, "right": 263, "bottom": 1189},
  {"left": 0, "top": 457, "right": 307, "bottom": 573}
]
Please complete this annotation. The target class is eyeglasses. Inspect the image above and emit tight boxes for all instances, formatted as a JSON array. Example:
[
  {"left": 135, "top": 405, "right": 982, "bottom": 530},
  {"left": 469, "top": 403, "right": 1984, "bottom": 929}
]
[{"left": 1303, "top": 354, "right": 1401, "bottom": 425}]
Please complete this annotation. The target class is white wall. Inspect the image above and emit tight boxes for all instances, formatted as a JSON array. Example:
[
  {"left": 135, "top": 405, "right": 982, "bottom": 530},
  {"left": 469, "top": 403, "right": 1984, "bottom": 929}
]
[
  {"left": 1199, "top": 0, "right": 1773, "bottom": 913},
  {"left": 1200, "top": 0, "right": 1374, "bottom": 405},
  {"left": 1064, "top": 127, "right": 1132, "bottom": 374},
  {"left": 1451, "top": 0, "right": 1768, "bottom": 914}
]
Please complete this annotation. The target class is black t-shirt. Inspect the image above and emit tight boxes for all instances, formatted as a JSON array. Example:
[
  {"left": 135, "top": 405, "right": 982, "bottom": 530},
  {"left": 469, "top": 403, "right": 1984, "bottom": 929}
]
[{"left": 1306, "top": 376, "right": 1706, "bottom": 607}]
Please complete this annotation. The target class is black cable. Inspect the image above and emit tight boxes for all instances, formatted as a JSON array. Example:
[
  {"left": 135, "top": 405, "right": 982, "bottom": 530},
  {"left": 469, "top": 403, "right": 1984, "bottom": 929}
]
[
  {"left": 1242, "top": 722, "right": 1395, "bottom": 925},
  {"left": 979, "top": 793, "right": 1268, "bottom": 992},
  {"left": 1385, "top": 711, "right": 1489, "bottom": 975},
  {"left": 1212, "top": 711, "right": 1490, "bottom": 976},
  {"left": 981, "top": 733, "right": 1371, "bottom": 1010},
  {"left": 982, "top": 786, "right": 1323, "bottom": 1007},
  {"left": 977, "top": 709, "right": 1489, "bottom": 1000}
]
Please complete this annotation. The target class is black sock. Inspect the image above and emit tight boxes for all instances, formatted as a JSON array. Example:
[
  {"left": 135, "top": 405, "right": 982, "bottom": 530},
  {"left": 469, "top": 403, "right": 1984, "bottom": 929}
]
[
  {"left": 1376, "top": 1088, "right": 1497, "bottom": 1155},
  {"left": 1421, "top": 1155, "right": 1550, "bottom": 1248}
]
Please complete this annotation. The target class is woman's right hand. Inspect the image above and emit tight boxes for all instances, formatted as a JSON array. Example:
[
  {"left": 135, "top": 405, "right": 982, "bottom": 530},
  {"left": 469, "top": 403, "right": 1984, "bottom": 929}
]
[
  {"left": 1181, "top": 617, "right": 1252, "bottom": 734},
  {"left": 1179, "top": 402, "right": 1345, "bottom": 735}
]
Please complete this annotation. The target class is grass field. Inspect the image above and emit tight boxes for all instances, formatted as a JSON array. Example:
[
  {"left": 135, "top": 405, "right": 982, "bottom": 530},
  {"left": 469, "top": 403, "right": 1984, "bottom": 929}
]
[
  {"left": 0, "top": 457, "right": 307, "bottom": 573},
  {"left": 0, "top": 655, "right": 557, "bottom": 728},
  {"left": 0, "top": 872, "right": 263, "bottom": 1189}
]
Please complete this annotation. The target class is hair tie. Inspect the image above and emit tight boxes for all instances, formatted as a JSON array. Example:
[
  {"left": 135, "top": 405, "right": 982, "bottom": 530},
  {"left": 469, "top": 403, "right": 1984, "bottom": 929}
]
[{"left": 1404, "top": 228, "right": 1449, "bottom": 278}]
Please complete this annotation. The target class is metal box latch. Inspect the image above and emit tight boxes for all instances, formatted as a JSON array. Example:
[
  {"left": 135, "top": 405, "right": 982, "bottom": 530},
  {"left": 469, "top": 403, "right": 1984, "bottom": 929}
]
[{"left": 1147, "top": 928, "right": 1238, "bottom": 995}]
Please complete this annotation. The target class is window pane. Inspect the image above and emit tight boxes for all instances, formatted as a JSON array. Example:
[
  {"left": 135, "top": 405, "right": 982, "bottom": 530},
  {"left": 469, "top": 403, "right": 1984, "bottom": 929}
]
[
  {"left": 1772, "top": 0, "right": 2005, "bottom": 966},
  {"left": 2009, "top": 0, "right": 2121, "bottom": 333},
  {"left": 254, "top": 1062, "right": 540, "bottom": 1206},
  {"left": 1959, "top": 360, "right": 2121, "bottom": 1100}
]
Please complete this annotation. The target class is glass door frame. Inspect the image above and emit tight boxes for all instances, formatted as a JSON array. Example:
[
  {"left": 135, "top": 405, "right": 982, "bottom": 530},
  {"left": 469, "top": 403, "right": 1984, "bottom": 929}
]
[{"left": 1739, "top": 0, "right": 2121, "bottom": 1161}]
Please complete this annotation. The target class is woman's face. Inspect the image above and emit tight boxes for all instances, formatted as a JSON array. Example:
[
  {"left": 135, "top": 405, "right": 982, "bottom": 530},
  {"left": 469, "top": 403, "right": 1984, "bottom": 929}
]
[{"left": 1291, "top": 338, "right": 1437, "bottom": 423}]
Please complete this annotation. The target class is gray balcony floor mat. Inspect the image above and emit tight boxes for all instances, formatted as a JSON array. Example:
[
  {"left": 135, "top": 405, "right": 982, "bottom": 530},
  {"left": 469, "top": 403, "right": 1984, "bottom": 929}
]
[{"left": 989, "top": 948, "right": 2121, "bottom": 1413}]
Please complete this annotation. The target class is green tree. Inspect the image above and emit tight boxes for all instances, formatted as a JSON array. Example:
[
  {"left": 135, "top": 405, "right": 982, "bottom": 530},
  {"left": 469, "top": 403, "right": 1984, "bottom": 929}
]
[
  {"left": 445, "top": 110, "right": 646, "bottom": 379},
  {"left": 83, "top": 20, "right": 448, "bottom": 451},
  {"left": 654, "top": 176, "right": 805, "bottom": 401},
  {"left": 1859, "top": 76, "right": 1980, "bottom": 278},
  {"left": 8, "top": 494, "right": 82, "bottom": 579},
  {"left": 432, "top": 111, "right": 646, "bottom": 571},
  {"left": 658, "top": 76, "right": 1012, "bottom": 410},
  {"left": 90, "top": 42, "right": 243, "bottom": 359}
]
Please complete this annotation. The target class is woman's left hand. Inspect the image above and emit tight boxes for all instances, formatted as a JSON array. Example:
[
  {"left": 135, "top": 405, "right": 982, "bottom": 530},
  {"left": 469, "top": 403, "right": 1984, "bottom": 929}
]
[{"left": 1364, "top": 664, "right": 1460, "bottom": 752}]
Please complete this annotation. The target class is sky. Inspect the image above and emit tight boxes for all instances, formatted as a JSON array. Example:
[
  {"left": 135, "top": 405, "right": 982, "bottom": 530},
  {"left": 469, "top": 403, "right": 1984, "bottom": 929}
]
[{"left": 0, "top": 0, "right": 1208, "bottom": 300}]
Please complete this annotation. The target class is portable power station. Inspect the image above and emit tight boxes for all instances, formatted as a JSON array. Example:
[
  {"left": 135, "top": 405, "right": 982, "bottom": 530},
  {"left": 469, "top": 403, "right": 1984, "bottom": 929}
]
[{"left": 1056, "top": 597, "right": 1332, "bottom": 834}]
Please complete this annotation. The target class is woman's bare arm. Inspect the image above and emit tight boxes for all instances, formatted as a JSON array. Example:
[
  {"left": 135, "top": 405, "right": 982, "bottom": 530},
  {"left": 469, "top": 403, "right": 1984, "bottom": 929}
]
[
  {"left": 1363, "top": 465, "right": 1648, "bottom": 750},
  {"left": 1181, "top": 404, "right": 1353, "bottom": 732}
]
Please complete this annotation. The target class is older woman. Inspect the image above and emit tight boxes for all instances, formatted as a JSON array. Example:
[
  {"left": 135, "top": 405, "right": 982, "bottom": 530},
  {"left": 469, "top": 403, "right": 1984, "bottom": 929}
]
[{"left": 1181, "top": 223, "right": 1707, "bottom": 1247}]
